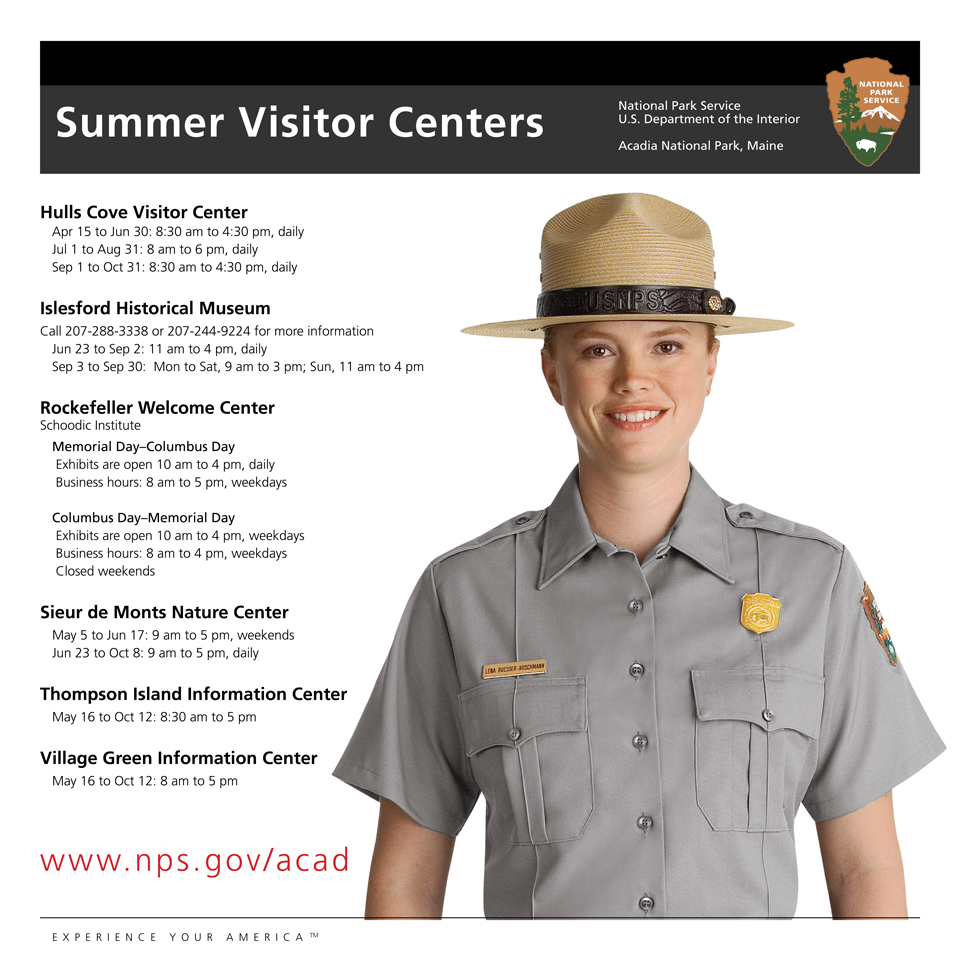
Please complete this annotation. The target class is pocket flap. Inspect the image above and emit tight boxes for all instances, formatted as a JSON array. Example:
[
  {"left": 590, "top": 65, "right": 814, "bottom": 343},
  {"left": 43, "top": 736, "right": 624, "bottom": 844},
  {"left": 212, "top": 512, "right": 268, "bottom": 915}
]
[
  {"left": 691, "top": 666, "right": 824, "bottom": 739},
  {"left": 459, "top": 676, "right": 587, "bottom": 756}
]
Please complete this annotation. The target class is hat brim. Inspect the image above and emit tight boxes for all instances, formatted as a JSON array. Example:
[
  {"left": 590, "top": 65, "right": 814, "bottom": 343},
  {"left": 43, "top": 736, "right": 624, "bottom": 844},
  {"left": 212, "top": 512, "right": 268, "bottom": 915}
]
[{"left": 461, "top": 315, "right": 794, "bottom": 338}]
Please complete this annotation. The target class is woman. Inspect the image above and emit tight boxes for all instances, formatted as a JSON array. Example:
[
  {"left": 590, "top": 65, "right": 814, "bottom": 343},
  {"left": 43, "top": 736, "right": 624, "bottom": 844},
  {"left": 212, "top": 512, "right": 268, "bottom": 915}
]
[{"left": 334, "top": 193, "right": 944, "bottom": 918}]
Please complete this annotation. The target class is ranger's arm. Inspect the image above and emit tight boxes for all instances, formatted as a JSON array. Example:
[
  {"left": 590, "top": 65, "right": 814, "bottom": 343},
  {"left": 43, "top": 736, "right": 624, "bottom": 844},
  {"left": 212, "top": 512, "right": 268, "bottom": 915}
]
[
  {"left": 816, "top": 791, "right": 906, "bottom": 918},
  {"left": 365, "top": 798, "right": 456, "bottom": 919}
]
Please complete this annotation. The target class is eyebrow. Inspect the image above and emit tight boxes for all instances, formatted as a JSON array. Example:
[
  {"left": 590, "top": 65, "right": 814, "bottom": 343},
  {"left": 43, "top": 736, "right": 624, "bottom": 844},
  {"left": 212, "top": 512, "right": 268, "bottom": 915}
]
[
  {"left": 645, "top": 326, "right": 693, "bottom": 338},
  {"left": 570, "top": 325, "right": 693, "bottom": 340}
]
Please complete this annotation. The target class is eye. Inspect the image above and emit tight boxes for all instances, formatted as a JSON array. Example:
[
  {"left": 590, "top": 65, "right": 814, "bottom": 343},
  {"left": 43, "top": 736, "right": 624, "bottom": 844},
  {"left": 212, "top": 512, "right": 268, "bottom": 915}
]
[
  {"left": 655, "top": 340, "right": 683, "bottom": 355},
  {"left": 584, "top": 344, "right": 613, "bottom": 358}
]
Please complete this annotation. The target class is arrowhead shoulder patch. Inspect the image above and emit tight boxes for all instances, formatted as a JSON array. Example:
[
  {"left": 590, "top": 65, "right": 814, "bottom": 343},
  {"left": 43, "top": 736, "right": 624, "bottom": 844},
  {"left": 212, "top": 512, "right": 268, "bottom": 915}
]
[{"left": 862, "top": 582, "right": 897, "bottom": 665}]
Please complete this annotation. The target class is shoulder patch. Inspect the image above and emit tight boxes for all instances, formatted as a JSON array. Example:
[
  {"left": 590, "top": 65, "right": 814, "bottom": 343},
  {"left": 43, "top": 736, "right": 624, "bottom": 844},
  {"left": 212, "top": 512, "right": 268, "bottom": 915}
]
[
  {"left": 432, "top": 509, "right": 545, "bottom": 565},
  {"left": 724, "top": 503, "right": 842, "bottom": 552},
  {"left": 862, "top": 582, "right": 898, "bottom": 666}
]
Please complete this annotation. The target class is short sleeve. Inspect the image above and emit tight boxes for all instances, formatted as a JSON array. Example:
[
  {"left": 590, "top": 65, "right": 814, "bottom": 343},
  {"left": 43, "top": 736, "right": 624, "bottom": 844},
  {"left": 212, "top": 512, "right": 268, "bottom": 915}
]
[
  {"left": 332, "top": 564, "right": 480, "bottom": 836},
  {"left": 802, "top": 547, "right": 945, "bottom": 822}
]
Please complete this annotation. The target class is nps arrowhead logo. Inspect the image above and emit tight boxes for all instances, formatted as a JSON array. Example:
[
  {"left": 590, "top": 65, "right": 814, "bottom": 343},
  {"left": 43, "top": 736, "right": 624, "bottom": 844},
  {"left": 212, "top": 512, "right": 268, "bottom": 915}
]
[{"left": 826, "top": 57, "right": 910, "bottom": 167}]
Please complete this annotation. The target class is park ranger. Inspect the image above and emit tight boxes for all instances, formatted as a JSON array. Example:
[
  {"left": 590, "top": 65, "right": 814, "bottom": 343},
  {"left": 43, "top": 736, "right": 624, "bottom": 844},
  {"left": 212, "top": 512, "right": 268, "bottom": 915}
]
[{"left": 333, "top": 193, "right": 944, "bottom": 918}]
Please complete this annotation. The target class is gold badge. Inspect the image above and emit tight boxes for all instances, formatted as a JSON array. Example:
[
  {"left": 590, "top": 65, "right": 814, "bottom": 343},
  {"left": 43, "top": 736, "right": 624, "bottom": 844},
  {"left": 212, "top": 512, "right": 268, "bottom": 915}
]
[
  {"left": 482, "top": 659, "right": 547, "bottom": 679},
  {"left": 741, "top": 593, "right": 782, "bottom": 634},
  {"left": 862, "top": 583, "right": 897, "bottom": 666}
]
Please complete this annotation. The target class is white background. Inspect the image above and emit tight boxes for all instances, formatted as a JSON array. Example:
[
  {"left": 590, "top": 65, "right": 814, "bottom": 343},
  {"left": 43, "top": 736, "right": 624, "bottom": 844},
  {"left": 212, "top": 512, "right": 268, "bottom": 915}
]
[{"left": 5, "top": 4, "right": 955, "bottom": 957}]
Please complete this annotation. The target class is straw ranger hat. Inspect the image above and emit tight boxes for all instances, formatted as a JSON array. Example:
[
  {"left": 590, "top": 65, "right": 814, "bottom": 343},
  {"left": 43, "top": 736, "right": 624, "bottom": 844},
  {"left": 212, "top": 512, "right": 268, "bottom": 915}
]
[{"left": 461, "top": 193, "right": 792, "bottom": 338}]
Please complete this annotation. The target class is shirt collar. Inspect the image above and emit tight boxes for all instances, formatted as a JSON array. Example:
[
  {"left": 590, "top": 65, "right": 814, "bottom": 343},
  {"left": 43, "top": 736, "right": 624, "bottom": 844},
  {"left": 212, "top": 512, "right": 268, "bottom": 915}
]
[{"left": 538, "top": 465, "right": 734, "bottom": 589}]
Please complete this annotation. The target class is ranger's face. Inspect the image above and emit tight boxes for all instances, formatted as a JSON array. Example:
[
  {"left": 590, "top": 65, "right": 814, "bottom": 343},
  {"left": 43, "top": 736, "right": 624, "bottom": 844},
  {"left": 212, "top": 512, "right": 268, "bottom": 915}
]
[{"left": 541, "top": 320, "right": 718, "bottom": 480}]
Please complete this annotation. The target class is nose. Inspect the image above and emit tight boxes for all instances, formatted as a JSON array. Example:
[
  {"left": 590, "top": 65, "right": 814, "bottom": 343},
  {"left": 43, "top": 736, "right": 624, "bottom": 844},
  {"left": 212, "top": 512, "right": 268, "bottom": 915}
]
[{"left": 614, "top": 349, "right": 655, "bottom": 392}]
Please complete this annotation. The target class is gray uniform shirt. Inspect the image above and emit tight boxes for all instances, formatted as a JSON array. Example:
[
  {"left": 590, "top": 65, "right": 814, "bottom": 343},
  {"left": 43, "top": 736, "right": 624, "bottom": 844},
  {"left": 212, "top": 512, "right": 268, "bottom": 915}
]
[{"left": 334, "top": 467, "right": 944, "bottom": 917}]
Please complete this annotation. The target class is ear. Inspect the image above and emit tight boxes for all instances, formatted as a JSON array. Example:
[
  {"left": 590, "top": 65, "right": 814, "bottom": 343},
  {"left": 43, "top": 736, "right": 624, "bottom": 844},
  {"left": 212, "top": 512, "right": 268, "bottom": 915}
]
[
  {"left": 705, "top": 340, "right": 720, "bottom": 396},
  {"left": 541, "top": 349, "right": 564, "bottom": 405}
]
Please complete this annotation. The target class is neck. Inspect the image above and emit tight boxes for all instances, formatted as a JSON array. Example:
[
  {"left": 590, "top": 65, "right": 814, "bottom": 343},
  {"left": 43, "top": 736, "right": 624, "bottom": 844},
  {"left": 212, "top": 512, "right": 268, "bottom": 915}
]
[{"left": 576, "top": 457, "right": 691, "bottom": 561}]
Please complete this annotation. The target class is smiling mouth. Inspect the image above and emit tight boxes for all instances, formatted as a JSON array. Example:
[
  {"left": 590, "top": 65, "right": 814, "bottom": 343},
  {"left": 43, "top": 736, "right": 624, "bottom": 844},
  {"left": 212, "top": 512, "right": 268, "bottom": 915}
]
[{"left": 610, "top": 410, "right": 664, "bottom": 423}]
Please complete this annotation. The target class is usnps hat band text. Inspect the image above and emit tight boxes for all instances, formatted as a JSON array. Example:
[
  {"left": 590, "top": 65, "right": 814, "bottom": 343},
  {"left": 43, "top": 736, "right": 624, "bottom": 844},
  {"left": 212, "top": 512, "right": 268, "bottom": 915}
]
[{"left": 536, "top": 285, "right": 736, "bottom": 319}]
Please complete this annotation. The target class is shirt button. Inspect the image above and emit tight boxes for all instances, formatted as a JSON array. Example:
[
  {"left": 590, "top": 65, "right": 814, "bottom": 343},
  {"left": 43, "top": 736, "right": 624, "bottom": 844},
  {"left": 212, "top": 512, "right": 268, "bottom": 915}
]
[
  {"left": 628, "top": 598, "right": 643, "bottom": 614},
  {"left": 507, "top": 727, "right": 521, "bottom": 741},
  {"left": 762, "top": 708, "right": 775, "bottom": 723},
  {"left": 739, "top": 510, "right": 754, "bottom": 519},
  {"left": 632, "top": 734, "right": 648, "bottom": 750},
  {"left": 515, "top": 516, "right": 530, "bottom": 525},
  {"left": 639, "top": 895, "right": 655, "bottom": 914},
  {"left": 637, "top": 815, "right": 653, "bottom": 832},
  {"left": 630, "top": 662, "right": 645, "bottom": 679}
]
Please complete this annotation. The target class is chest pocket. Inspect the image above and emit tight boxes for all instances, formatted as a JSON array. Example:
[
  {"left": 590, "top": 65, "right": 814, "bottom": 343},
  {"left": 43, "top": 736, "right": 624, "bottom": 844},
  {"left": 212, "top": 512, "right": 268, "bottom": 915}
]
[
  {"left": 459, "top": 676, "right": 594, "bottom": 845},
  {"left": 692, "top": 666, "right": 824, "bottom": 832}
]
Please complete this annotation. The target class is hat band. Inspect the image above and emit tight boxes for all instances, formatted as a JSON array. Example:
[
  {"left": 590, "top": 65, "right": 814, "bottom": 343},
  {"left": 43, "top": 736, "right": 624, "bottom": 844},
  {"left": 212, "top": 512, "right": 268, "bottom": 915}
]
[{"left": 536, "top": 285, "right": 736, "bottom": 319}]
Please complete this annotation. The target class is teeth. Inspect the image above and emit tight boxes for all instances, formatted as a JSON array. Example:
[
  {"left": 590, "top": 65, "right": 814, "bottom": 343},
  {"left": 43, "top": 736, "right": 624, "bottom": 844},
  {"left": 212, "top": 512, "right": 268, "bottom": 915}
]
[{"left": 612, "top": 411, "right": 662, "bottom": 422}]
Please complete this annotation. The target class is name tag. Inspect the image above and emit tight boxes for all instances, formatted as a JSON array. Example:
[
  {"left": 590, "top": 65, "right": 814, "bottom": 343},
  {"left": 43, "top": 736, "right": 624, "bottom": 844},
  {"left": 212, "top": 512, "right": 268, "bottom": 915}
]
[{"left": 482, "top": 659, "right": 547, "bottom": 679}]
